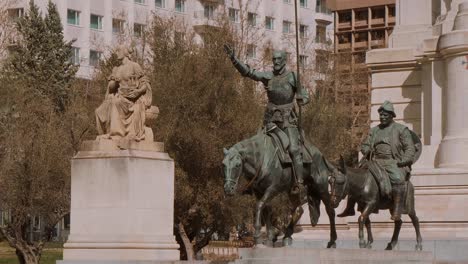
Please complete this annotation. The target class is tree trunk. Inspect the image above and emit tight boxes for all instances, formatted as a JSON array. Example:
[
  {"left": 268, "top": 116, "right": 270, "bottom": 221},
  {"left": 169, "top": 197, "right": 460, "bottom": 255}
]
[
  {"left": 15, "top": 249, "right": 25, "bottom": 264},
  {"left": 193, "top": 229, "right": 215, "bottom": 254},
  {"left": 178, "top": 222, "right": 194, "bottom": 261},
  {"left": 15, "top": 247, "right": 40, "bottom": 264}
]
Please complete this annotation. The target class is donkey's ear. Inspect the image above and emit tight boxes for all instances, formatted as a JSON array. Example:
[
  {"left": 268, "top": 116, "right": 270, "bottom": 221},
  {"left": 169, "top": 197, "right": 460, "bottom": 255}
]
[
  {"left": 339, "top": 155, "right": 346, "bottom": 174},
  {"left": 223, "top": 148, "right": 229, "bottom": 155}
]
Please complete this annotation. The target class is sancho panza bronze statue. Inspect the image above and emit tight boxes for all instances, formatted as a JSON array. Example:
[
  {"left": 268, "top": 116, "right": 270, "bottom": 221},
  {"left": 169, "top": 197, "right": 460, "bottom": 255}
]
[
  {"left": 329, "top": 100, "right": 422, "bottom": 250},
  {"left": 224, "top": 45, "right": 310, "bottom": 188},
  {"left": 339, "top": 100, "right": 418, "bottom": 221}
]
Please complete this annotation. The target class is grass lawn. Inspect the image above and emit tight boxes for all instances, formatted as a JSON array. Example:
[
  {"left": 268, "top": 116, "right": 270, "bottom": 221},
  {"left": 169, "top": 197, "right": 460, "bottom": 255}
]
[{"left": 0, "top": 242, "right": 63, "bottom": 264}]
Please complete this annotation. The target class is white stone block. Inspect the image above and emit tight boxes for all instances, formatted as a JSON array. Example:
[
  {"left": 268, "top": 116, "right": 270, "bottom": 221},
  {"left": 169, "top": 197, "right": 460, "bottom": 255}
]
[
  {"left": 61, "top": 140, "right": 179, "bottom": 262},
  {"left": 371, "top": 87, "right": 421, "bottom": 105},
  {"left": 371, "top": 70, "right": 421, "bottom": 88}
]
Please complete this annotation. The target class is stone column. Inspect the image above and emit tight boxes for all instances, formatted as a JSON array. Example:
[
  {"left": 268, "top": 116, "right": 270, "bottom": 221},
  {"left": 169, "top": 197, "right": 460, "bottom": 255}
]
[
  {"left": 437, "top": 1, "right": 468, "bottom": 168},
  {"left": 389, "top": 0, "right": 434, "bottom": 48}
]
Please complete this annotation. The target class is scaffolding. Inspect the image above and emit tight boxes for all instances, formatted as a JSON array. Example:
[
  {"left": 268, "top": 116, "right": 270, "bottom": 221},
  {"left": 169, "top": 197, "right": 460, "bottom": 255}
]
[{"left": 332, "top": 1, "right": 396, "bottom": 149}]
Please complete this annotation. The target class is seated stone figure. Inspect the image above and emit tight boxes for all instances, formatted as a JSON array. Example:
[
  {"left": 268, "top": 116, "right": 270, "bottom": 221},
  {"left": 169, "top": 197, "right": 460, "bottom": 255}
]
[{"left": 95, "top": 46, "right": 158, "bottom": 141}]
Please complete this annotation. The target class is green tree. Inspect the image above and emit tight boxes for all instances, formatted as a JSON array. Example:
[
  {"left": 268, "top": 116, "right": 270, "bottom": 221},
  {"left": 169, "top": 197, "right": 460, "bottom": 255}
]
[
  {"left": 303, "top": 51, "right": 358, "bottom": 164},
  {"left": 4, "top": 0, "right": 77, "bottom": 112},
  {"left": 0, "top": 2, "right": 88, "bottom": 264},
  {"left": 146, "top": 17, "right": 262, "bottom": 259}
]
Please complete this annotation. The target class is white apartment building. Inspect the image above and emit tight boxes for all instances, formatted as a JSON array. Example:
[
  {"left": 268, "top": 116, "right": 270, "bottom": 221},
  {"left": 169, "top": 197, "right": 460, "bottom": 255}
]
[{"left": 6, "top": 0, "right": 333, "bottom": 79}]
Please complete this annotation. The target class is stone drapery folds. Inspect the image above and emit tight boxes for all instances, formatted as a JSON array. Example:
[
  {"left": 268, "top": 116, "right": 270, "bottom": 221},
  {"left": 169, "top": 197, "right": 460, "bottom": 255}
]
[{"left": 95, "top": 46, "right": 157, "bottom": 142}]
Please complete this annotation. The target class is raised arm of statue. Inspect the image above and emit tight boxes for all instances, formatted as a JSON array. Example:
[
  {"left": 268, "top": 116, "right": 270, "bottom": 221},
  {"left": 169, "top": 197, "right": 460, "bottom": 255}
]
[{"left": 224, "top": 44, "right": 271, "bottom": 86}]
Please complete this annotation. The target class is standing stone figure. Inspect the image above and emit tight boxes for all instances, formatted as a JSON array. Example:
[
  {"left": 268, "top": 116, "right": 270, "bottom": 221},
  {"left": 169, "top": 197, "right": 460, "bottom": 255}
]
[
  {"left": 224, "top": 45, "right": 310, "bottom": 189},
  {"left": 339, "top": 101, "right": 416, "bottom": 221},
  {"left": 95, "top": 46, "right": 154, "bottom": 141}
]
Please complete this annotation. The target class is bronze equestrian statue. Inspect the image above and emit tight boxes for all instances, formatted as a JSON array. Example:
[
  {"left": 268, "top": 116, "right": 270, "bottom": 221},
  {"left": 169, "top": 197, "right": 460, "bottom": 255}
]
[
  {"left": 224, "top": 45, "right": 309, "bottom": 192},
  {"left": 329, "top": 101, "right": 423, "bottom": 250},
  {"left": 223, "top": 133, "right": 340, "bottom": 248},
  {"left": 222, "top": 46, "right": 340, "bottom": 247}
]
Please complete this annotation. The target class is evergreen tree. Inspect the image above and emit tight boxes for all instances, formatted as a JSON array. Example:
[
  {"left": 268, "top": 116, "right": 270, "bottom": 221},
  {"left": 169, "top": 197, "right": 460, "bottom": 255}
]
[
  {"left": 0, "top": 2, "right": 87, "bottom": 264},
  {"left": 5, "top": 0, "right": 77, "bottom": 112}
]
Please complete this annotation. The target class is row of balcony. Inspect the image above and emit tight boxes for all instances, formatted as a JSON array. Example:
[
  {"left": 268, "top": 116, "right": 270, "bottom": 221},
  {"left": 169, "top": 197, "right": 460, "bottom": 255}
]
[
  {"left": 337, "top": 39, "right": 385, "bottom": 50},
  {"left": 338, "top": 16, "right": 395, "bottom": 31}
]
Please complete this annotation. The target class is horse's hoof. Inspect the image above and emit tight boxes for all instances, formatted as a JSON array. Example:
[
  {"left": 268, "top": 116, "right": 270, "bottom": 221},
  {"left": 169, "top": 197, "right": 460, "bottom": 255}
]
[
  {"left": 366, "top": 243, "right": 372, "bottom": 249},
  {"left": 385, "top": 242, "right": 394, "bottom": 250},
  {"left": 254, "top": 243, "right": 268, "bottom": 249},
  {"left": 337, "top": 210, "right": 355, "bottom": 218},
  {"left": 415, "top": 244, "right": 423, "bottom": 251},
  {"left": 282, "top": 237, "right": 293, "bottom": 247},
  {"left": 326, "top": 242, "right": 336, "bottom": 248},
  {"left": 359, "top": 241, "right": 367, "bottom": 248},
  {"left": 254, "top": 237, "right": 263, "bottom": 245},
  {"left": 265, "top": 240, "right": 275, "bottom": 248}
]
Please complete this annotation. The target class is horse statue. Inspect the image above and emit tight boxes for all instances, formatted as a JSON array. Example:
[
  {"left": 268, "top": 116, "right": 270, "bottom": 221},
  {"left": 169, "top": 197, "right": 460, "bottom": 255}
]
[
  {"left": 329, "top": 157, "right": 423, "bottom": 250},
  {"left": 223, "top": 132, "right": 340, "bottom": 247}
]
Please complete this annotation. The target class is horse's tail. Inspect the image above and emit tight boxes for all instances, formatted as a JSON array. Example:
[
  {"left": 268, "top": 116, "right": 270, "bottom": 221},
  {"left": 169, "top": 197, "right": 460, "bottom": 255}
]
[{"left": 308, "top": 195, "right": 321, "bottom": 226}]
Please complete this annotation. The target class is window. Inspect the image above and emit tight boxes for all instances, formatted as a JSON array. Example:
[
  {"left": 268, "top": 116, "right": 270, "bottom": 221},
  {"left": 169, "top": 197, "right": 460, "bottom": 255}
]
[
  {"left": 70, "top": 47, "right": 80, "bottom": 65},
  {"left": 247, "top": 45, "right": 256, "bottom": 59},
  {"left": 112, "top": 19, "right": 125, "bottom": 34},
  {"left": 248, "top": 12, "right": 256, "bottom": 27},
  {"left": 32, "top": 216, "right": 41, "bottom": 231},
  {"left": 300, "top": 0, "right": 307, "bottom": 8},
  {"left": 64, "top": 214, "right": 71, "bottom": 229},
  {"left": 204, "top": 4, "right": 215, "bottom": 19},
  {"left": 316, "top": 0, "right": 330, "bottom": 14},
  {"left": 90, "top": 14, "right": 103, "bottom": 30},
  {"left": 299, "top": 55, "right": 308, "bottom": 67},
  {"left": 1, "top": 210, "right": 8, "bottom": 226},
  {"left": 265, "top": 16, "right": 274, "bottom": 30},
  {"left": 67, "top": 9, "right": 80, "bottom": 25},
  {"left": 299, "top": 24, "right": 308, "bottom": 38},
  {"left": 7, "top": 8, "right": 24, "bottom": 19},
  {"left": 282, "top": 21, "right": 291, "bottom": 34},
  {"left": 315, "top": 25, "right": 326, "bottom": 43},
  {"left": 135, "top": 0, "right": 145, "bottom": 3},
  {"left": 134, "top": 23, "right": 145, "bottom": 37},
  {"left": 229, "top": 8, "right": 239, "bottom": 23},
  {"left": 155, "top": 0, "right": 165, "bottom": 8},
  {"left": 175, "top": 0, "right": 185, "bottom": 12},
  {"left": 89, "top": 50, "right": 102, "bottom": 67}
]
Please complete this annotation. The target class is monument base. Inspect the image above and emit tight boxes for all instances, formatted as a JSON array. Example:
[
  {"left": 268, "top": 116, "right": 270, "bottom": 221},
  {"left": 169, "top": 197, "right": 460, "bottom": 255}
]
[
  {"left": 60, "top": 140, "right": 179, "bottom": 263},
  {"left": 294, "top": 166, "right": 468, "bottom": 262},
  {"left": 235, "top": 248, "right": 433, "bottom": 264}
]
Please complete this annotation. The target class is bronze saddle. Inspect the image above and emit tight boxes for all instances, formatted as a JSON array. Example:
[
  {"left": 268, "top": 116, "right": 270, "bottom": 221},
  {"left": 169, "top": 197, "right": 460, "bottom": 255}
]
[{"left": 267, "top": 128, "right": 313, "bottom": 164}]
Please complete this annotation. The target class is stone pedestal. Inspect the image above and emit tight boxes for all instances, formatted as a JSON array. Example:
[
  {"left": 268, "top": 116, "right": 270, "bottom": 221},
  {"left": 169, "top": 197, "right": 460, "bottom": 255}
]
[
  {"left": 59, "top": 140, "right": 179, "bottom": 263},
  {"left": 235, "top": 248, "right": 433, "bottom": 264}
]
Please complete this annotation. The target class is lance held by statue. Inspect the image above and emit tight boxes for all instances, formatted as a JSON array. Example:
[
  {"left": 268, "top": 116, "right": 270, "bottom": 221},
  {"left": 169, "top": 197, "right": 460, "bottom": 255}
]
[{"left": 224, "top": 44, "right": 310, "bottom": 192}]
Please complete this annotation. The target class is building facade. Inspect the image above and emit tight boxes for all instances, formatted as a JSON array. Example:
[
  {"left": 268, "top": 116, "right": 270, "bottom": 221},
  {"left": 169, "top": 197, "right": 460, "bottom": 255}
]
[
  {"left": 365, "top": 0, "right": 468, "bottom": 249},
  {"left": 6, "top": 0, "right": 333, "bottom": 79},
  {"left": 327, "top": 0, "right": 395, "bottom": 150}
]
